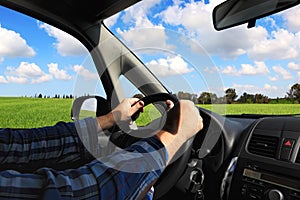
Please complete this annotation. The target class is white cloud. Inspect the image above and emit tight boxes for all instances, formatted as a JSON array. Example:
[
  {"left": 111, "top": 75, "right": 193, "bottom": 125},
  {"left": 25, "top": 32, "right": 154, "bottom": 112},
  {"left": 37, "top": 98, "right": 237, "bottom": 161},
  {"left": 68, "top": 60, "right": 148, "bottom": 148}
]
[
  {"left": 146, "top": 55, "right": 193, "bottom": 77},
  {"left": 221, "top": 66, "right": 238, "bottom": 75},
  {"left": 1, "top": 61, "right": 74, "bottom": 84},
  {"left": 115, "top": 0, "right": 174, "bottom": 51},
  {"left": 156, "top": 1, "right": 300, "bottom": 61},
  {"left": 204, "top": 66, "right": 219, "bottom": 74},
  {"left": 220, "top": 62, "right": 269, "bottom": 76},
  {"left": 159, "top": 1, "right": 268, "bottom": 59},
  {"left": 5, "top": 62, "right": 53, "bottom": 84},
  {"left": 73, "top": 65, "right": 98, "bottom": 80},
  {"left": 264, "top": 84, "right": 277, "bottom": 90},
  {"left": 7, "top": 62, "right": 44, "bottom": 78},
  {"left": 272, "top": 66, "right": 293, "bottom": 80},
  {"left": 232, "top": 84, "right": 259, "bottom": 95},
  {"left": 117, "top": 27, "right": 174, "bottom": 51},
  {"left": 31, "top": 74, "right": 53, "bottom": 84},
  {"left": 48, "top": 63, "right": 72, "bottom": 80},
  {"left": 0, "top": 75, "right": 8, "bottom": 83},
  {"left": 0, "top": 26, "right": 35, "bottom": 59},
  {"left": 121, "top": 0, "right": 161, "bottom": 25},
  {"left": 232, "top": 83, "right": 281, "bottom": 98},
  {"left": 268, "top": 76, "right": 278, "bottom": 82},
  {"left": 248, "top": 29, "right": 299, "bottom": 60},
  {"left": 240, "top": 62, "right": 270, "bottom": 75},
  {"left": 281, "top": 6, "right": 300, "bottom": 32},
  {"left": 38, "top": 23, "right": 87, "bottom": 56},
  {"left": 287, "top": 62, "right": 300, "bottom": 71},
  {"left": 6, "top": 76, "right": 28, "bottom": 84}
]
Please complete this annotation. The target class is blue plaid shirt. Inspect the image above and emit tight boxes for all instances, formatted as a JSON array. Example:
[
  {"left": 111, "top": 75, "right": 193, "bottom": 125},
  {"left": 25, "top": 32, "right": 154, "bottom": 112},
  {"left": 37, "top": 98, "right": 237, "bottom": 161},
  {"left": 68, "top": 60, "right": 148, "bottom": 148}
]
[{"left": 0, "top": 118, "right": 168, "bottom": 199}]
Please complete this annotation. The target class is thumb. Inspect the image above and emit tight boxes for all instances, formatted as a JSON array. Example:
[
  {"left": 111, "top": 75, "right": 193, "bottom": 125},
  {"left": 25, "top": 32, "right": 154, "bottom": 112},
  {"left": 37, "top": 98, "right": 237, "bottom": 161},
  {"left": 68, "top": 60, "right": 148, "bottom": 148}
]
[{"left": 162, "top": 102, "right": 180, "bottom": 134}]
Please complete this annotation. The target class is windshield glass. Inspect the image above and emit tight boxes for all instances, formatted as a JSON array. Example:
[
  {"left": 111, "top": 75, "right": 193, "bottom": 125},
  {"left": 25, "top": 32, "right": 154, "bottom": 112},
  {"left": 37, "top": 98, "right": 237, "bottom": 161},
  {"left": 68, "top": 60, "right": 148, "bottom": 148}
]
[{"left": 104, "top": 0, "right": 300, "bottom": 116}]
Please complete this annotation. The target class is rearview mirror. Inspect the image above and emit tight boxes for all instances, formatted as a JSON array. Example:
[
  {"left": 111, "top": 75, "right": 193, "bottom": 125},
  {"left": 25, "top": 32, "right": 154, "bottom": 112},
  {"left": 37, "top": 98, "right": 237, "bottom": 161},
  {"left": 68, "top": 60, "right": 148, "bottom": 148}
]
[{"left": 213, "top": 0, "right": 300, "bottom": 31}]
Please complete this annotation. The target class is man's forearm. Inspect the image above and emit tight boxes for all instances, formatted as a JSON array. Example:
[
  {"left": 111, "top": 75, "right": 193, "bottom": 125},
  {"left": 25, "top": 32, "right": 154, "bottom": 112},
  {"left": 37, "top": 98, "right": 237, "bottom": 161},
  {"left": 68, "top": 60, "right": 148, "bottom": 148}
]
[
  {"left": 0, "top": 122, "right": 88, "bottom": 170},
  {"left": 0, "top": 136, "right": 168, "bottom": 200}
]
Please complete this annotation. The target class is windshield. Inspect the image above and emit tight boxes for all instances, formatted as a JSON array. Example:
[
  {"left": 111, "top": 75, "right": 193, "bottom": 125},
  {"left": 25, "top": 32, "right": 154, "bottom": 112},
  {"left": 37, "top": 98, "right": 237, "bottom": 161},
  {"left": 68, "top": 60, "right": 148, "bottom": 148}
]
[{"left": 104, "top": 0, "right": 300, "bottom": 116}]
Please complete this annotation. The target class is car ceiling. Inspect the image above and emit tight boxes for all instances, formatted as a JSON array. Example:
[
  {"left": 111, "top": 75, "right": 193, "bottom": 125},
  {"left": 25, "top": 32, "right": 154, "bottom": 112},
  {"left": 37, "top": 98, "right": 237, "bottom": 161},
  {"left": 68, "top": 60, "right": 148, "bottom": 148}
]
[{"left": 0, "top": 0, "right": 141, "bottom": 48}]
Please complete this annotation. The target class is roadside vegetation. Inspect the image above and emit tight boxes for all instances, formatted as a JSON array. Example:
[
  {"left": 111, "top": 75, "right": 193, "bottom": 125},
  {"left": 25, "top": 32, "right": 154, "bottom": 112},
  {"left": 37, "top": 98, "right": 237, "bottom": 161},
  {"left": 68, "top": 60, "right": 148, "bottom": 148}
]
[
  {"left": 1, "top": 83, "right": 299, "bottom": 128},
  {"left": 178, "top": 83, "right": 300, "bottom": 105}
]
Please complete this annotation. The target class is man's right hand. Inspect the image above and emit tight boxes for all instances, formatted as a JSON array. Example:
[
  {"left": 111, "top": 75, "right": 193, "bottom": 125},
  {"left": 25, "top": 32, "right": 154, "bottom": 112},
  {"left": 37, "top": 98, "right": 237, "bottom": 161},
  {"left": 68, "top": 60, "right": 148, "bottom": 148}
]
[{"left": 156, "top": 100, "right": 203, "bottom": 164}]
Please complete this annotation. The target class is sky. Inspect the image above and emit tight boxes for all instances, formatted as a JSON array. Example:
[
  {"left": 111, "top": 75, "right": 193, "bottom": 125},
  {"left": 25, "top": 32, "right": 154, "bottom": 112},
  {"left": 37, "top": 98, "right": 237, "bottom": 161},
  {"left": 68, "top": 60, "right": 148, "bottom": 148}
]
[{"left": 1, "top": 0, "right": 300, "bottom": 98}]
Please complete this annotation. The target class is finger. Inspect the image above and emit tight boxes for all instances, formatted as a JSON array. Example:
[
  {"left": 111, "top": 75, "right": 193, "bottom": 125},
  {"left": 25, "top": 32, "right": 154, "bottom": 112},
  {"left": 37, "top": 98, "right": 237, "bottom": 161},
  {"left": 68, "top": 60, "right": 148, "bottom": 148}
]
[
  {"left": 128, "top": 98, "right": 140, "bottom": 106},
  {"left": 131, "top": 100, "right": 144, "bottom": 112},
  {"left": 162, "top": 102, "right": 180, "bottom": 134},
  {"left": 166, "top": 100, "right": 174, "bottom": 111},
  {"left": 130, "top": 100, "right": 144, "bottom": 121}
]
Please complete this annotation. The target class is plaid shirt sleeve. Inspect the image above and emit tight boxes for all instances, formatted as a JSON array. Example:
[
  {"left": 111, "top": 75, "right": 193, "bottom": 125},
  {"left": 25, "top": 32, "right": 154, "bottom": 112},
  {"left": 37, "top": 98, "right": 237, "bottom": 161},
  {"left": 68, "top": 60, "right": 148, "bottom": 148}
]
[
  {"left": 0, "top": 121, "right": 93, "bottom": 171},
  {"left": 0, "top": 119, "right": 168, "bottom": 199},
  {"left": 0, "top": 136, "right": 167, "bottom": 199}
]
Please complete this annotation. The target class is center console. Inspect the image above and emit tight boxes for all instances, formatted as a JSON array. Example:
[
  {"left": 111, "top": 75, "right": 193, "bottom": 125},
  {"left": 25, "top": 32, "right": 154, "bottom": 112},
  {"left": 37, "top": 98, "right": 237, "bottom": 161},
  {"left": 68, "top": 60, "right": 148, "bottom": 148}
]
[{"left": 226, "top": 117, "right": 300, "bottom": 200}]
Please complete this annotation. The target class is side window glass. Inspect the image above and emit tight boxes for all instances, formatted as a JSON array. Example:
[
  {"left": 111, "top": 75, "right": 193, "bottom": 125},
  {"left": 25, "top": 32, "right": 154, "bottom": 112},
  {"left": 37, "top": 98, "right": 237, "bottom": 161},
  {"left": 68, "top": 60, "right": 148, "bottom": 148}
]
[{"left": 0, "top": 6, "right": 104, "bottom": 128}]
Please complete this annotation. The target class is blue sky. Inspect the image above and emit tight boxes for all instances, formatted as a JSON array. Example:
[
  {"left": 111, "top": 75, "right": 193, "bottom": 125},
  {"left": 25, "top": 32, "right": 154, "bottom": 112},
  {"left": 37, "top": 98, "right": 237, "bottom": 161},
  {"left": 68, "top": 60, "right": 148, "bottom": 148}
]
[{"left": 1, "top": 0, "right": 300, "bottom": 98}]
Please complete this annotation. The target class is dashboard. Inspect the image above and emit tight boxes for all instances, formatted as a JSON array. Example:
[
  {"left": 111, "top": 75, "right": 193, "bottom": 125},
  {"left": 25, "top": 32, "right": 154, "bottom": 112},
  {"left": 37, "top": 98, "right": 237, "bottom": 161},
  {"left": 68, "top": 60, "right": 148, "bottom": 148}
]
[{"left": 226, "top": 117, "right": 300, "bottom": 200}]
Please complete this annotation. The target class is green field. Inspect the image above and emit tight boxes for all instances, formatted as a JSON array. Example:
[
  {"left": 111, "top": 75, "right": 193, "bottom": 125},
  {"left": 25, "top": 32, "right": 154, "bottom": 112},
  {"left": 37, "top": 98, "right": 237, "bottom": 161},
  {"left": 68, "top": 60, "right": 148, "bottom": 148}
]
[
  {"left": 1, "top": 97, "right": 300, "bottom": 128},
  {"left": 199, "top": 103, "right": 300, "bottom": 115},
  {"left": 0, "top": 97, "right": 73, "bottom": 128}
]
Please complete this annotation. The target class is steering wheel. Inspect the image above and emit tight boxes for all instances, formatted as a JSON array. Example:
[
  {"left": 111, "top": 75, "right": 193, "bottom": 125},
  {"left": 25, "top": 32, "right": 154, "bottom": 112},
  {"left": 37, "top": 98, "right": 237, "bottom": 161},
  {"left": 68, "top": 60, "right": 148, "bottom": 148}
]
[{"left": 111, "top": 93, "right": 196, "bottom": 199}]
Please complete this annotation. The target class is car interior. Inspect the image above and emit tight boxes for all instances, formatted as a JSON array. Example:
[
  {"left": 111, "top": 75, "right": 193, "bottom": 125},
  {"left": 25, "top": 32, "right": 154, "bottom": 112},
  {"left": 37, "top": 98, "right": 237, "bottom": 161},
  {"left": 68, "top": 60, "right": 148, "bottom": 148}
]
[{"left": 0, "top": 0, "right": 300, "bottom": 200}]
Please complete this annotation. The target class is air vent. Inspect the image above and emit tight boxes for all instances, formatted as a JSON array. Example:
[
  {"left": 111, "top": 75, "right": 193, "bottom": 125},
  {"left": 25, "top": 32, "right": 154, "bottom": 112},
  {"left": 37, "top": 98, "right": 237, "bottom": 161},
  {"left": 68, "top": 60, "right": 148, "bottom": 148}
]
[{"left": 248, "top": 134, "right": 279, "bottom": 158}]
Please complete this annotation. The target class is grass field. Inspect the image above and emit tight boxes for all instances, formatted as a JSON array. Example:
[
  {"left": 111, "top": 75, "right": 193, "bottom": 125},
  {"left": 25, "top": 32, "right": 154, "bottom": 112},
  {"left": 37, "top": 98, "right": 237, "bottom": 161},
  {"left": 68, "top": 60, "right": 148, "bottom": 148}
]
[
  {"left": 0, "top": 97, "right": 73, "bottom": 128},
  {"left": 199, "top": 103, "right": 300, "bottom": 115},
  {"left": 1, "top": 97, "right": 300, "bottom": 128}
]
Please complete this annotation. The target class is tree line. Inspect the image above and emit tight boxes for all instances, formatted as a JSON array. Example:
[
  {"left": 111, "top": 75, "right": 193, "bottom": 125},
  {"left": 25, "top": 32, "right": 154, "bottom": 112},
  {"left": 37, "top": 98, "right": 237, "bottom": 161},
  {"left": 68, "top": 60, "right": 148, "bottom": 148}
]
[
  {"left": 33, "top": 83, "right": 300, "bottom": 104},
  {"left": 176, "top": 83, "right": 300, "bottom": 104},
  {"left": 34, "top": 94, "right": 74, "bottom": 99}
]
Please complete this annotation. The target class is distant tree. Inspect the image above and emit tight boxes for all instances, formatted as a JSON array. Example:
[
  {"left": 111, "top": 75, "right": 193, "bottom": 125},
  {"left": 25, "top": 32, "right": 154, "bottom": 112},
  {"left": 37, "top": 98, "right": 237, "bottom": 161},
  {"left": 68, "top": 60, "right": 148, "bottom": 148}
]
[
  {"left": 287, "top": 83, "right": 300, "bottom": 103},
  {"left": 191, "top": 94, "right": 198, "bottom": 104},
  {"left": 38, "top": 93, "right": 43, "bottom": 98},
  {"left": 177, "top": 91, "right": 191, "bottom": 100},
  {"left": 254, "top": 93, "right": 269, "bottom": 103},
  {"left": 215, "top": 96, "right": 226, "bottom": 104},
  {"left": 238, "top": 92, "right": 268, "bottom": 104},
  {"left": 70, "top": 94, "right": 73, "bottom": 99},
  {"left": 198, "top": 92, "right": 217, "bottom": 104},
  {"left": 269, "top": 97, "right": 292, "bottom": 104},
  {"left": 225, "top": 88, "right": 237, "bottom": 104},
  {"left": 177, "top": 91, "right": 198, "bottom": 102},
  {"left": 133, "top": 94, "right": 144, "bottom": 99},
  {"left": 238, "top": 92, "right": 254, "bottom": 103}
]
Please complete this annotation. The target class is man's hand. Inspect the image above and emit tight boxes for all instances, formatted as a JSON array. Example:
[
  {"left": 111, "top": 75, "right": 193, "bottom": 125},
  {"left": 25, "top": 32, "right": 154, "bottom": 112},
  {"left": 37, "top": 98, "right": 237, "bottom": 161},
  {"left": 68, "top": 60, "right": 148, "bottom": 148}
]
[
  {"left": 96, "top": 98, "right": 144, "bottom": 130},
  {"left": 112, "top": 98, "right": 145, "bottom": 124},
  {"left": 157, "top": 100, "right": 203, "bottom": 164}
]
